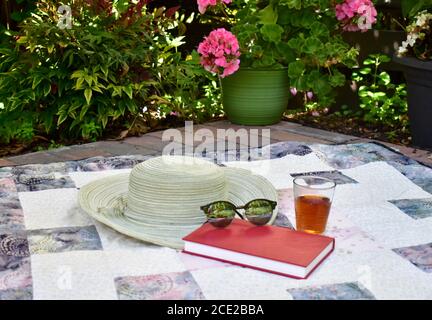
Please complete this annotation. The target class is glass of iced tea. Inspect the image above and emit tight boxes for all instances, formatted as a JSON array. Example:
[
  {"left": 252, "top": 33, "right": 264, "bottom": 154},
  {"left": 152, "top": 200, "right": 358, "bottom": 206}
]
[{"left": 293, "top": 176, "right": 336, "bottom": 234}]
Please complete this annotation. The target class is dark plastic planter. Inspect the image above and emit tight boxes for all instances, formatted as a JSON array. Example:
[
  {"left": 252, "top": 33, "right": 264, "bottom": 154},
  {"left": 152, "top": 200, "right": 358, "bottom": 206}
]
[
  {"left": 393, "top": 55, "right": 432, "bottom": 149},
  {"left": 221, "top": 69, "right": 289, "bottom": 125}
]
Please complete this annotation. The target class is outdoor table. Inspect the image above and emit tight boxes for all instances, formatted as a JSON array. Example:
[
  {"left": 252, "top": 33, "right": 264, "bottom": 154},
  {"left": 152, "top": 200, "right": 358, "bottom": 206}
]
[{"left": 0, "top": 141, "right": 431, "bottom": 300}]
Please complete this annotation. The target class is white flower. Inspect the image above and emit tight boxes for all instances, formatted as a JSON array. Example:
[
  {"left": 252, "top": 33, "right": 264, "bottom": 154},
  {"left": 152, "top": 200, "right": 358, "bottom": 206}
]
[
  {"left": 400, "top": 10, "right": 432, "bottom": 58},
  {"left": 398, "top": 46, "right": 408, "bottom": 55},
  {"left": 415, "top": 11, "right": 432, "bottom": 27},
  {"left": 406, "top": 34, "right": 418, "bottom": 46}
]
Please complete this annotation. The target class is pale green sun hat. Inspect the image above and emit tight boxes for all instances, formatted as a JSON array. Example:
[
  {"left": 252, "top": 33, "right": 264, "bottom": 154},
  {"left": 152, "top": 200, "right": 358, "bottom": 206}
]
[{"left": 78, "top": 155, "right": 278, "bottom": 249}]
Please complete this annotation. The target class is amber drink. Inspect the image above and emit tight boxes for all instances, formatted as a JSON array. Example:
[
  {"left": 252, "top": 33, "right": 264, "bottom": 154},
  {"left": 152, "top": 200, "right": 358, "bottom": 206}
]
[{"left": 293, "top": 176, "right": 336, "bottom": 234}]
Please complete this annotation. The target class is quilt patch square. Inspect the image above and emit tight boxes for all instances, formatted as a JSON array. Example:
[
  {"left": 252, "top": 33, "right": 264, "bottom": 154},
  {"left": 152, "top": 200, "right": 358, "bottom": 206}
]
[
  {"left": 27, "top": 226, "right": 103, "bottom": 254},
  {"left": 115, "top": 271, "right": 205, "bottom": 300},
  {"left": 310, "top": 143, "right": 417, "bottom": 170},
  {"left": 0, "top": 178, "right": 25, "bottom": 231},
  {"left": 30, "top": 250, "right": 115, "bottom": 299},
  {"left": 0, "top": 232, "right": 32, "bottom": 292},
  {"left": 386, "top": 163, "right": 432, "bottom": 194},
  {"left": 19, "top": 188, "right": 93, "bottom": 230},
  {"left": 0, "top": 286, "right": 32, "bottom": 300},
  {"left": 393, "top": 242, "right": 432, "bottom": 273},
  {"left": 67, "top": 155, "right": 151, "bottom": 172},
  {"left": 389, "top": 198, "right": 432, "bottom": 220},
  {"left": 274, "top": 212, "right": 294, "bottom": 229},
  {"left": 12, "top": 167, "right": 75, "bottom": 192},
  {"left": 0, "top": 232, "right": 30, "bottom": 257},
  {"left": 290, "top": 170, "right": 357, "bottom": 185},
  {"left": 106, "top": 248, "right": 185, "bottom": 277},
  {"left": 288, "top": 282, "right": 375, "bottom": 300},
  {"left": 254, "top": 142, "right": 313, "bottom": 160}
]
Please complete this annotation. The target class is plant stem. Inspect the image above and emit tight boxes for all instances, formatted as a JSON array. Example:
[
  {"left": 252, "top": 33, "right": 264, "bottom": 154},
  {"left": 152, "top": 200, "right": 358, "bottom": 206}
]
[{"left": 218, "top": 74, "right": 223, "bottom": 102}]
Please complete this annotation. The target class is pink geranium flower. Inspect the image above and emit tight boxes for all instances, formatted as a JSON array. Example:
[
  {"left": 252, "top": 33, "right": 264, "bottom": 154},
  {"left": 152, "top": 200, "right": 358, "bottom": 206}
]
[
  {"left": 335, "top": 0, "right": 377, "bottom": 32},
  {"left": 197, "top": 0, "right": 232, "bottom": 14},
  {"left": 198, "top": 28, "right": 241, "bottom": 78}
]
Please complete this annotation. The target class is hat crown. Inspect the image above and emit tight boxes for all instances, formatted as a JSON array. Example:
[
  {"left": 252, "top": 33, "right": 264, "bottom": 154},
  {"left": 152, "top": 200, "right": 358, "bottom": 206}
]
[{"left": 126, "top": 156, "right": 228, "bottom": 225}]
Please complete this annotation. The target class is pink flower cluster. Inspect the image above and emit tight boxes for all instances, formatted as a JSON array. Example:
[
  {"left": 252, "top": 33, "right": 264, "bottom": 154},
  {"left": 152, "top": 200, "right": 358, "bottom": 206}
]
[
  {"left": 197, "top": 0, "right": 232, "bottom": 14},
  {"left": 335, "top": 0, "right": 377, "bottom": 32},
  {"left": 198, "top": 28, "right": 240, "bottom": 78}
]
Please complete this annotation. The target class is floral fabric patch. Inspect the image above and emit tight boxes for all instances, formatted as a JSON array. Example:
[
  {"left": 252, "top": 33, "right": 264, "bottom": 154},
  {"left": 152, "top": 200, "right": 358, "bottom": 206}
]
[
  {"left": 291, "top": 170, "right": 357, "bottom": 185},
  {"left": 115, "top": 271, "right": 205, "bottom": 300},
  {"left": 288, "top": 282, "right": 375, "bottom": 300},
  {"left": 389, "top": 198, "right": 432, "bottom": 219},
  {"left": 393, "top": 242, "right": 432, "bottom": 273},
  {"left": 27, "top": 226, "right": 103, "bottom": 254}
]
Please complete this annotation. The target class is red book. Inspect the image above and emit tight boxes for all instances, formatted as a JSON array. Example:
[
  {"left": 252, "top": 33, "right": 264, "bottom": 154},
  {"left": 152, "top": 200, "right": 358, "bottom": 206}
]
[{"left": 183, "top": 219, "right": 335, "bottom": 279}]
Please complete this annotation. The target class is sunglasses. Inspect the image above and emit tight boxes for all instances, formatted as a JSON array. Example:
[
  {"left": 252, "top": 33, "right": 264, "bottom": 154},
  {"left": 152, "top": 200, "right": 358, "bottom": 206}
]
[{"left": 200, "top": 199, "right": 277, "bottom": 228}]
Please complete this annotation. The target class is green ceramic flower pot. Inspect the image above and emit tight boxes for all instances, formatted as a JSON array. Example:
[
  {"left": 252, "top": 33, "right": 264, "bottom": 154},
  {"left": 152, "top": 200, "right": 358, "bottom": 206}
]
[{"left": 221, "top": 68, "right": 289, "bottom": 125}]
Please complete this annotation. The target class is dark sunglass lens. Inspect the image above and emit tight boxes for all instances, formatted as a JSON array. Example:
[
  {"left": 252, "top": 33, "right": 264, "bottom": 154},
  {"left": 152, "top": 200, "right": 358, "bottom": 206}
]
[
  {"left": 244, "top": 200, "right": 275, "bottom": 226},
  {"left": 205, "top": 202, "right": 236, "bottom": 228}
]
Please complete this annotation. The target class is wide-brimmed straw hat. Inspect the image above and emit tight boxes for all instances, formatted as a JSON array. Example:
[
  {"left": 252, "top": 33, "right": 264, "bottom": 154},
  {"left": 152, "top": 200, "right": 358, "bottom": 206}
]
[{"left": 78, "top": 155, "right": 278, "bottom": 249}]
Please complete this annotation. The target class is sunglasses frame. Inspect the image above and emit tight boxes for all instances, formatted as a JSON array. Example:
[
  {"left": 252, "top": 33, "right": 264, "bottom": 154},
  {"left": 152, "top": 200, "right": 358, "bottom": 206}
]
[{"left": 200, "top": 198, "right": 277, "bottom": 221}]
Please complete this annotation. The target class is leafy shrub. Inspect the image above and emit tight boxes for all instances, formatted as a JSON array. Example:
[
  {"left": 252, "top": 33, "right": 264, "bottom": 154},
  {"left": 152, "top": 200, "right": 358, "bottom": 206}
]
[
  {"left": 350, "top": 54, "right": 408, "bottom": 129},
  {"left": 0, "top": 0, "right": 221, "bottom": 144},
  {"left": 230, "top": 0, "right": 359, "bottom": 106}
]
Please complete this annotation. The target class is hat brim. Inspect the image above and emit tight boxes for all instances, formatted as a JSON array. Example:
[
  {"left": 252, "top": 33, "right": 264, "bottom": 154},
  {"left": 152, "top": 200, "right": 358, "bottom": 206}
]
[{"left": 78, "top": 167, "right": 278, "bottom": 249}]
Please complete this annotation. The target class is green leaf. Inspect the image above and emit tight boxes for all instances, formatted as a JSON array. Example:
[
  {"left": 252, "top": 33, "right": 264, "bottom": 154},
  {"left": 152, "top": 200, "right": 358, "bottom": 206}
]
[
  {"left": 276, "top": 42, "right": 295, "bottom": 63},
  {"left": 378, "top": 72, "right": 391, "bottom": 85},
  {"left": 282, "top": 0, "right": 302, "bottom": 10},
  {"left": 359, "top": 67, "right": 371, "bottom": 75},
  {"left": 303, "top": 37, "right": 322, "bottom": 54},
  {"left": 300, "top": 10, "right": 315, "bottom": 28},
  {"left": 307, "top": 71, "right": 332, "bottom": 96},
  {"left": 84, "top": 88, "right": 92, "bottom": 105},
  {"left": 113, "top": 0, "right": 130, "bottom": 14},
  {"left": 258, "top": 5, "right": 278, "bottom": 25},
  {"left": 292, "top": 75, "right": 308, "bottom": 91},
  {"left": 287, "top": 37, "right": 304, "bottom": 51},
  {"left": 288, "top": 61, "right": 305, "bottom": 78},
  {"left": 32, "top": 76, "right": 44, "bottom": 90},
  {"left": 80, "top": 105, "right": 89, "bottom": 120},
  {"left": 277, "top": 6, "right": 291, "bottom": 25},
  {"left": 57, "top": 112, "right": 68, "bottom": 126},
  {"left": 71, "top": 70, "right": 84, "bottom": 79},
  {"left": 379, "top": 55, "right": 391, "bottom": 63},
  {"left": 43, "top": 82, "right": 51, "bottom": 97},
  {"left": 84, "top": 75, "right": 93, "bottom": 87},
  {"left": 75, "top": 77, "right": 85, "bottom": 90},
  {"left": 363, "top": 58, "right": 375, "bottom": 65},
  {"left": 329, "top": 71, "right": 346, "bottom": 87},
  {"left": 372, "top": 92, "right": 386, "bottom": 99},
  {"left": 100, "top": 115, "right": 108, "bottom": 128},
  {"left": 310, "top": 22, "right": 329, "bottom": 38},
  {"left": 123, "top": 85, "right": 133, "bottom": 99},
  {"left": 260, "top": 24, "right": 284, "bottom": 43}
]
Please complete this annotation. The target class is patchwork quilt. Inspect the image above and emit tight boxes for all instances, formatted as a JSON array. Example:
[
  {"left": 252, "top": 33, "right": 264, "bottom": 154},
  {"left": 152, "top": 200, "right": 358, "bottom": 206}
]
[{"left": 1, "top": 141, "right": 432, "bottom": 300}]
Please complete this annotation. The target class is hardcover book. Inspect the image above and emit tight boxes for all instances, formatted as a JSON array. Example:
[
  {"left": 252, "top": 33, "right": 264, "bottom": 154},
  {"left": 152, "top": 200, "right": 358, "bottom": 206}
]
[{"left": 183, "top": 219, "right": 335, "bottom": 279}]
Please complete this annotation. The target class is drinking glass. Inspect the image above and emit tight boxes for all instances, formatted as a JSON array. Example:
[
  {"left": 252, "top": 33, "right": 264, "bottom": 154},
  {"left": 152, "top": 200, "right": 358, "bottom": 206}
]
[{"left": 293, "top": 176, "right": 336, "bottom": 234}]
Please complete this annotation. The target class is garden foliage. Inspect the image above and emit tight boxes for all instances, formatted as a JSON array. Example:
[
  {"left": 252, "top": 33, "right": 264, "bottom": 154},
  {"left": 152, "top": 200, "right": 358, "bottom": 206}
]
[
  {"left": 350, "top": 54, "right": 408, "bottom": 132},
  {"left": 230, "top": 0, "right": 359, "bottom": 106},
  {"left": 0, "top": 0, "right": 221, "bottom": 143}
]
